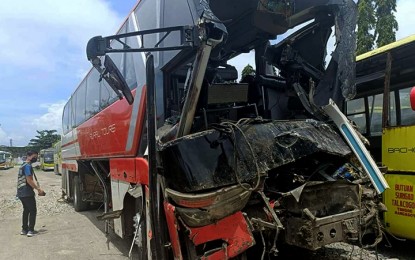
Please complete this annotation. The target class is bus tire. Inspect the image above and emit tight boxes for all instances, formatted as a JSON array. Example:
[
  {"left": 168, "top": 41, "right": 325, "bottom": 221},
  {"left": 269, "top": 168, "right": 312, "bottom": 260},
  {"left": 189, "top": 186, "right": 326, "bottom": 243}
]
[
  {"left": 131, "top": 191, "right": 147, "bottom": 259},
  {"left": 73, "top": 175, "right": 88, "bottom": 212}
]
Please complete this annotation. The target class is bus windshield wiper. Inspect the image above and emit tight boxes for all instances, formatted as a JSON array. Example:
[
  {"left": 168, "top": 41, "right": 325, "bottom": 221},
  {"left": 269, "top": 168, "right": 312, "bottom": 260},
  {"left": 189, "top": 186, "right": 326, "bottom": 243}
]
[{"left": 90, "top": 54, "right": 134, "bottom": 105}]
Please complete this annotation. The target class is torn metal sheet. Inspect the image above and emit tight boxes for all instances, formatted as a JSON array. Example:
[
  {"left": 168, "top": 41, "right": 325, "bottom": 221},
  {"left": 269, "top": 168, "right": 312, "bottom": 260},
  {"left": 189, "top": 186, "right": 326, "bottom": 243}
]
[{"left": 160, "top": 119, "right": 351, "bottom": 192}]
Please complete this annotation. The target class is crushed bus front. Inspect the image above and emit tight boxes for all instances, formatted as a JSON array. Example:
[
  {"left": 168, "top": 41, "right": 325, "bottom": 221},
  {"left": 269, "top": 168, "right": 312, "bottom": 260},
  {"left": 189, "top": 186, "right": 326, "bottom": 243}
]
[{"left": 80, "top": 0, "right": 388, "bottom": 258}]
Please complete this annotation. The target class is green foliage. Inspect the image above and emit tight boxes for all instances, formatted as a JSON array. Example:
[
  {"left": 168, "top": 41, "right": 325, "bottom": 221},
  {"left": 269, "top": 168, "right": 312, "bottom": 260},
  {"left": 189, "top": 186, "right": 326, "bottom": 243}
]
[
  {"left": 356, "top": 0, "right": 398, "bottom": 55},
  {"left": 0, "top": 146, "right": 26, "bottom": 158},
  {"left": 375, "top": 0, "right": 398, "bottom": 47},
  {"left": 241, "top": 64, "right": 255, "bottom": 79},
  {"left": 28, "top": 130, "right": 60, "bottom": 151},
  {"left": 357, "top": 0, "right": 376, "bottom": 55}
]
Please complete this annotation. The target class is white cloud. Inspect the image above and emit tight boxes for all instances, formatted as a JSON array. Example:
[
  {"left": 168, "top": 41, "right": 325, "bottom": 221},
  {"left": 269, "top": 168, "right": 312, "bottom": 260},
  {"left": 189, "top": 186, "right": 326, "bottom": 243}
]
[
  {"left": 395, "top": 0, "right": 415, "bottom": 40},
  {"left": 0, "top": 0, "right": 122, "bottom": 72},
  {"left": 30, "top": 101, "right": 67, "bottom": 135},
  {"left": 0, "top": 0, "right": 125, "bottom": 146}
]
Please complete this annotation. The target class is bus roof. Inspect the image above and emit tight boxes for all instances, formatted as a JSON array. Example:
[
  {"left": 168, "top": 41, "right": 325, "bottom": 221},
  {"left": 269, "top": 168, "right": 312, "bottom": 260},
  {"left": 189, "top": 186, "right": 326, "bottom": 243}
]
[
  {"left": 356, "top": 34, "right": 415, "bottom": 62},
  {"left": 355, "top": 34, "right": 415, "bottom": 97}
]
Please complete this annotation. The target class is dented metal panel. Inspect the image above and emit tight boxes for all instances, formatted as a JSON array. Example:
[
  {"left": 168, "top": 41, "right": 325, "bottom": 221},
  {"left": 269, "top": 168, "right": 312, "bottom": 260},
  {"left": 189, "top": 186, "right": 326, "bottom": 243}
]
[{"left": 160, "top": 119, "right": 351, "bottom": 192}]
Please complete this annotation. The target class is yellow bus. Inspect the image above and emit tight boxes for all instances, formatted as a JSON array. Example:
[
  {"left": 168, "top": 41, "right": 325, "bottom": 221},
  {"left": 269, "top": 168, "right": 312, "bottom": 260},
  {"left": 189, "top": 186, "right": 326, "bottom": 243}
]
[
  {"left": 346, "top": 35, "right": 415, "bottom": 240},
  {"left": 0, "top": 151, "right": 13, "bottom": 169},
  {"left": 39, "top": 148, "right": 55, "bottom": 171}
]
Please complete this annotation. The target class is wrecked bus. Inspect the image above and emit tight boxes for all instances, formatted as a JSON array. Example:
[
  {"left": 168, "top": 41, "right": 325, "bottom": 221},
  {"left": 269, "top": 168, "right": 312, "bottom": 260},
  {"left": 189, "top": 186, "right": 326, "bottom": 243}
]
[{"left": 61, "top": 0, "right": 388, "bottom": 258}]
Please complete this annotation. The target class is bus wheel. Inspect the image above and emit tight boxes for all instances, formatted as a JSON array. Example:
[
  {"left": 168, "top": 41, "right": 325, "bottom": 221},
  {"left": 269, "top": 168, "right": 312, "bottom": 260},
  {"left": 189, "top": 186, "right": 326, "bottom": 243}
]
[
  {"left": 73, "top": 175, "right": 88, "bottom": 212},
  {"left": 130, "top": 194, "right": 147, "bottom": 259}
]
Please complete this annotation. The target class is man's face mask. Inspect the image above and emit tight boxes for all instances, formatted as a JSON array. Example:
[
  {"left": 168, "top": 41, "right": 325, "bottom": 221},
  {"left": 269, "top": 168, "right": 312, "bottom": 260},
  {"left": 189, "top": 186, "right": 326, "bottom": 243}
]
[{"left": 30, "top": 157, "right": 38, "bottom": 163}]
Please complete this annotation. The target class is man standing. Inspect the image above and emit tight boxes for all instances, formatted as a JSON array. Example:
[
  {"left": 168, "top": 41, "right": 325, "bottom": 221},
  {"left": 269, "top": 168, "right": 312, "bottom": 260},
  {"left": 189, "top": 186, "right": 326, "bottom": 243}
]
[{"left": 16, "top": 151, "right": 45, "bottom": 237}]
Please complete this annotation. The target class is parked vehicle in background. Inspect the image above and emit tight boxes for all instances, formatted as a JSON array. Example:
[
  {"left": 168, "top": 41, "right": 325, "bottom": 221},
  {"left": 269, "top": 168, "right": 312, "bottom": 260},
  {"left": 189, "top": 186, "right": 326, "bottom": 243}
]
[
  {"left": 61, "top": 0, "right": 388, "bottom": 259},
  {"left": 346, "top": 35, "right": 415, "bottom": 240},
  {"left": 53, "top": 141, "right": 62, "bottom": 175},
  {"left": 39, "top": 148, "right": 55, "bottom": 171},
  {"left": 0, "top": 151, "right": 14, "bottom": 169}
]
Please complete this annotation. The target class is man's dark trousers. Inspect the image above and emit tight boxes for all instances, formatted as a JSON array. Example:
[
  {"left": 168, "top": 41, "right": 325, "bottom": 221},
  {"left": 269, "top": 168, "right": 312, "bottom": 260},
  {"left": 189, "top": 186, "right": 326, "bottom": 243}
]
[{"left": 19, "top": 197, "right": 37, "bottom": 232}]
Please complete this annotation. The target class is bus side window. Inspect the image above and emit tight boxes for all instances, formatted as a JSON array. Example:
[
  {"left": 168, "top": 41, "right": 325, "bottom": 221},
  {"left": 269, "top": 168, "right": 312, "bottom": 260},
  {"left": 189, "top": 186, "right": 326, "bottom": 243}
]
[
  {"left": 100, "top": 81, "right": 118, "bottom": 109},
  {"left": 368, "top": 94, "right": 383, "bottom": 135},
  {"left": 389, "top": 91, "right": 397, "bottom": 126},
  {"left": 399, "top": 87, "right": 415, "bottom": 126},
  {"left": 124, "top": 17, "right": 142, "bottom": 91},
  {"left": 86, "top": 70, "right": 100, "bottom": 118},
  {"left": 63, "top": 103, "right": 69, "bottom": 134},
  {"left": 74, "top": 81, "right": 87, "bottom": 126},
  {"left": 99, "top": 24, "right": 127, "bottom": 109},
  {"left": 347, "top": 98, "right": 367, "bottom": 134}
]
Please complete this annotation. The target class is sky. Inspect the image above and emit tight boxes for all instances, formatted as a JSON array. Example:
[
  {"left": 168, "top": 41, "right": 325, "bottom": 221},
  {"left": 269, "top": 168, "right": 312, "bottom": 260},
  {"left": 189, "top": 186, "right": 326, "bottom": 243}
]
[{"left": 0, "top": 0, "right": 414, "bottom": 147}]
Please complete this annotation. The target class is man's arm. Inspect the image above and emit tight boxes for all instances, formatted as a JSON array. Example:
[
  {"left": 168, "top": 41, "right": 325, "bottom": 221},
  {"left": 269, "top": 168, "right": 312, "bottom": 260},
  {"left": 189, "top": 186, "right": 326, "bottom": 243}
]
[
  {"left": 26, "top": 175, "right": 40, "bottom": 191},
  {"left": 24, "top": 166, "right": 44, "bottom": 195}
]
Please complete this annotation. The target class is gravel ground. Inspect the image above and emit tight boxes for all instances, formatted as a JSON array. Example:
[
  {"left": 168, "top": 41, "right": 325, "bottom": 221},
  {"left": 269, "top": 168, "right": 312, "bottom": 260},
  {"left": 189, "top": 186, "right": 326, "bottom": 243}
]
[
  {"left": 0, "top": 167, "right": 73, "bottom": 220},
  {"left": 1, "top": 166, "right": 414, "bottom": 259}
]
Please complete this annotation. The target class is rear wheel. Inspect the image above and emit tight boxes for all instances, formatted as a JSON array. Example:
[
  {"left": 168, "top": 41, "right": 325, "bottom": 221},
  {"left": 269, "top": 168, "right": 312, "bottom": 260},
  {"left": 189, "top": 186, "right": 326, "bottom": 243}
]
[{"left": 73, "top": 175, "right": 88, "bottom": 212}]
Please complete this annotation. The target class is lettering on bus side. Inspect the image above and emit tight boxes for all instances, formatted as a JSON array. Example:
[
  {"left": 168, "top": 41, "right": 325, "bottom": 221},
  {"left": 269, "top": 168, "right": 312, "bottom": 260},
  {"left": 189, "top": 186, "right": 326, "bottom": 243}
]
[
  {"left": 89, "top": 124, "right": 116, "bottom": 140},
  {"left": 387, "top": 147, "right": 415, "bottom": 153},
  {"left": 391, "top": 184, "right": 415, "bottom": 218}
]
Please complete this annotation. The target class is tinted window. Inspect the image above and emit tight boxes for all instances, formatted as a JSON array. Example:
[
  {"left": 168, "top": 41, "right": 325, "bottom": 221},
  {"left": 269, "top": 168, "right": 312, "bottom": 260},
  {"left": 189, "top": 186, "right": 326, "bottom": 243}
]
[
  {"left": 69, "top": 98, "right": 75, "bottom": 129},
  {"left": 99, "top": 23, "right": 127, "bottom": 106},
  {"left": 400, "top": 87, "right": 415, "bottom": 126},
  {"left": 62, "top": 103, "right": 69, "bottom": 134},
  {"left": 134, "top": 0, "right": 159, "bottom": 66},
  {"left": 100, "top": 80, "right": 118, "bottom": 109},
  {"left": 108, "top": 24, "right": 126, "bottom": 76},
  {"left": 368, "top": 94, "right": 383, "bottom": 135},
  {"left": 125, "top": 46, "right": 138, "bottom": 90},
  {"left": 389, "top": 91, "right": 397, "bottom": 126},
  {"left": 162, "top": 0, "right": 195, "bottom": 65},
  {"left": 347, "top": 98, "right": 364, "bottom": 114},
  {"left": 74, "top": 81, "right": 86, "bottom": 126},
  {"left": 86, "top": 70, "right": 101, "bottom": 118},
  {"left": 127, "top": 16, "right": 146, "bottom": 90}
]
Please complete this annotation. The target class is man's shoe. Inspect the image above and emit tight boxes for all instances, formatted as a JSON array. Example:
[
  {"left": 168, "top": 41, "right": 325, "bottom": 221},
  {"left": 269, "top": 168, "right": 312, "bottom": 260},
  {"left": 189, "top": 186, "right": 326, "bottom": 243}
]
[
  {"left": 27, "top": 231, "right": 34, "bottom": 237},
  {"left": 20, "top": 230, "right": 27, "bottom": 235}
]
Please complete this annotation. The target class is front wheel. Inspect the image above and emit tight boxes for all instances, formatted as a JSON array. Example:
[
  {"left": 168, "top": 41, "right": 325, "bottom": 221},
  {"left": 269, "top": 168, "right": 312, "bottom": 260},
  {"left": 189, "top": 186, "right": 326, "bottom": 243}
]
[{"left": 130, "top": 191, "right": 147, "bottom": 259}]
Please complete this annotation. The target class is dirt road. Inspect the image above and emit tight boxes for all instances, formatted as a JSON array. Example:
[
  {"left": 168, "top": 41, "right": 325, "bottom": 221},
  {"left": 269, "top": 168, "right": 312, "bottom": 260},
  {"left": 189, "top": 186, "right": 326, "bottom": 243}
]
[
  {"left": 1, "top": 166, "right": 414, "bottom": 260},
  {"left": 0, "top": 166, "right": 131, "bottom": 260}
]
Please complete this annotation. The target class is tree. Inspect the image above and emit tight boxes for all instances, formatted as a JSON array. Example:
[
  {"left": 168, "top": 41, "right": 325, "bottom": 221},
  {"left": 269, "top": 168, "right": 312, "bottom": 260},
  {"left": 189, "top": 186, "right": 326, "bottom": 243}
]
[
  {"left": 241, "top": 64, "right": 255, "bottom": 79},
  {"left": 28, "top": 130, "right": 60, "bottom": 151},
  {"left": 356, "top": 0, "right": 376, "bottom": 55},
  {"left": 375, "top": 0, "right": 398, "bottom": 47},
  {"left": 356, "top": 0, "right": 398, "bottom": 55}
]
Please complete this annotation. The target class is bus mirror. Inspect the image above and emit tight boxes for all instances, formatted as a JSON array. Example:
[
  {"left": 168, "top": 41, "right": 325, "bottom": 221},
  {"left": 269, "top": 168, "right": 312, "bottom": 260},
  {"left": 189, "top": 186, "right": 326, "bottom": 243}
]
[
  {"left": 411, "top": 87, "right": 415, "bottom": 110},
  {"left": 86, "top": 36, "right": 108, "bottom": 61}
]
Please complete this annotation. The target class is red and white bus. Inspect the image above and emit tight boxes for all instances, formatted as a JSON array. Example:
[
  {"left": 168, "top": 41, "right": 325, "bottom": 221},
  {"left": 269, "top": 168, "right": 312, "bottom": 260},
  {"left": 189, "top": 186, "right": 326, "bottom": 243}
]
[{"left": 62, "top": 0, "right": 388, "bottom": 259}]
